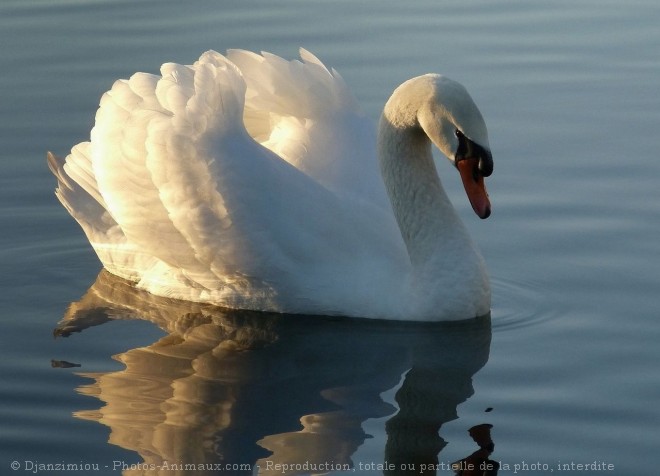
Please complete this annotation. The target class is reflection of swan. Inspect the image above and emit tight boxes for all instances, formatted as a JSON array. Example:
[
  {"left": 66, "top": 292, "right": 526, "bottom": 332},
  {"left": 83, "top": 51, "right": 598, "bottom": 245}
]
[
  {"left": 450, "top": 424, "right": 499, "bottom": 476},
  {"left": 48, "top": 49, "right": 494, "bottom": 321},
  {"left": 58, "top": 271, "right": 492, "bottom": 475}
]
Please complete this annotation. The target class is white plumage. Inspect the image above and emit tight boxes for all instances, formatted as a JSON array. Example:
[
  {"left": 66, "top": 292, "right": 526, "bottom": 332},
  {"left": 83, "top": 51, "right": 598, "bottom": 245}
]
[{"left": 49, "top": 49, "right": 493, "bottom": 321}]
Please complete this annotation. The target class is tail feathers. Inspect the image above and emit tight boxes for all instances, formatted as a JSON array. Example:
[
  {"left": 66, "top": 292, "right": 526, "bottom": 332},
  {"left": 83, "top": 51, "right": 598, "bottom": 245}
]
[
  {"left": 47, "top": 148, "right": 110, "bottom": 226},
  {"left": 47, "top": 150, "right": 149, "bottom": 281},
  {"left": 47, "top": 150, "right": 75, "bottom": 193}
]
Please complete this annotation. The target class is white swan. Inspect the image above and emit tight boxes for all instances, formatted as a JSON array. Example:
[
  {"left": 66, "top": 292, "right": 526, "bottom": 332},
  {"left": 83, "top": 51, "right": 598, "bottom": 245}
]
[{"left": 48, "top": 49, "right": 493, "bottom": 321}]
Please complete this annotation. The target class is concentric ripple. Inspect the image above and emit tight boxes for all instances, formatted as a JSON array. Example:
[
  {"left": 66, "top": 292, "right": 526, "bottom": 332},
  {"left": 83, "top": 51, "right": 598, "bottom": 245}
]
[{"left": 489, "top": 273, "right": 563, "bottom": 332}]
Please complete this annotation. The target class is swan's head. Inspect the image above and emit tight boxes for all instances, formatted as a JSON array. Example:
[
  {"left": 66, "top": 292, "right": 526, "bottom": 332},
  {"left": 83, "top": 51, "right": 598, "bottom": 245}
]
[{"left": 383, "top": 74, "right": 493, "bottom": 218}]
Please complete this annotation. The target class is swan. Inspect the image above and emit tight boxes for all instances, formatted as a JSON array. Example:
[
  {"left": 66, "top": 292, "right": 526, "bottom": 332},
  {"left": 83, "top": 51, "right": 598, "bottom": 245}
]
[{"left": 48, "top": 49, "right": 494, "bottom": 321}]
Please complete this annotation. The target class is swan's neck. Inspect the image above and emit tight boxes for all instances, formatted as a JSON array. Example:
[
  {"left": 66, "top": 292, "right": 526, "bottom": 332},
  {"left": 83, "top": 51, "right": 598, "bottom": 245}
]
[{"left": 378, "top": 118, "right": 466, "bottom": 269}]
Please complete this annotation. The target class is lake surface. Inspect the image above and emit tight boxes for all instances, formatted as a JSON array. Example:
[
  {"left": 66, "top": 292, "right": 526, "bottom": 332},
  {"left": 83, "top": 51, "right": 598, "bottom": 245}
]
[{"left": 1, "top": 0, "right": 659, "bottom": 474}]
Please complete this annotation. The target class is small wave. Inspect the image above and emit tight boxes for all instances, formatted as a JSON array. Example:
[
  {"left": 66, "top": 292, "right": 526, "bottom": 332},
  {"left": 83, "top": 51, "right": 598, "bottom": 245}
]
[{"left": 489, "top": 274, "right": 563, "bottom": 332}]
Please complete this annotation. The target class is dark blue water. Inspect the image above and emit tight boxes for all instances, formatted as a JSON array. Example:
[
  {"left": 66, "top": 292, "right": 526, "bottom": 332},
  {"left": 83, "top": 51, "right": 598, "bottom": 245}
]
[{"left": 1, "top": 0, "right": 659, "bottom": 474}]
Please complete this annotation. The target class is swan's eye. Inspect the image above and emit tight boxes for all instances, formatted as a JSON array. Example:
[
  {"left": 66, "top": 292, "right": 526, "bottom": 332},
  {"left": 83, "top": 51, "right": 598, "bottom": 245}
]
[{"left": 455, "top": 129, "right": 463, "bottom": 138}]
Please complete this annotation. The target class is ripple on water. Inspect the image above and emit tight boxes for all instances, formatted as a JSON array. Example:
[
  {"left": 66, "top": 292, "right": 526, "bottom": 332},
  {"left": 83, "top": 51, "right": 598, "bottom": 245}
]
[{"left": 489, "top": 274, "right": 563, "bottom": 333}]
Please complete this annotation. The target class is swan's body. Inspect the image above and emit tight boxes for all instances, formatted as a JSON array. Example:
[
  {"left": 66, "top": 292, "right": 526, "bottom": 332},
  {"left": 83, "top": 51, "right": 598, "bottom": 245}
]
[{"left": 49, "top": 49, "right": 493, "bottom": 321}]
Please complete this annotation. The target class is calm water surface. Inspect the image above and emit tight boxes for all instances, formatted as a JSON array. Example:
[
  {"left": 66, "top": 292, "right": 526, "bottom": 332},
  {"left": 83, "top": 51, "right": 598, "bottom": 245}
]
[{"left": 1, "top": 0, "right": 659, "bottom": 474}]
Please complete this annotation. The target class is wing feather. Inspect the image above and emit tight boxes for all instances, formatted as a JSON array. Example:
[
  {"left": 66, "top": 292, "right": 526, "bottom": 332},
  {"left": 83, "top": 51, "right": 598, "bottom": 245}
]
[
  {"left": 50, "top": 49, "right": 407, "bottom": 313},
  {"left": 227, "top": 49, "right": 388, "bottom": 204}
]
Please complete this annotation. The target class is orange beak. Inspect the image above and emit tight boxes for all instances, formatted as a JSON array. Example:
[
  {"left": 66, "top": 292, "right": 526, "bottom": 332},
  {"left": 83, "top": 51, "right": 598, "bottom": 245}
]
[{"left": 457, "top": 157, "right": 491, "bottom": 219}]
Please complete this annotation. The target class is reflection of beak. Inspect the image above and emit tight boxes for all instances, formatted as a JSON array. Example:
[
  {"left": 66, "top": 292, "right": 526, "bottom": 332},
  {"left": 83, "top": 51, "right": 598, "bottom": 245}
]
[{"left": 457, "top": 157, "right": 491, "bottom": 219}]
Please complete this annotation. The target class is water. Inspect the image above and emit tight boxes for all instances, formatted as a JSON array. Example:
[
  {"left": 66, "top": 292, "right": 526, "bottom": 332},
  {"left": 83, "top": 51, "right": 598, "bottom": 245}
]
[{"left": 1, "top": 0, "right": 659, "bottom": 474}]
